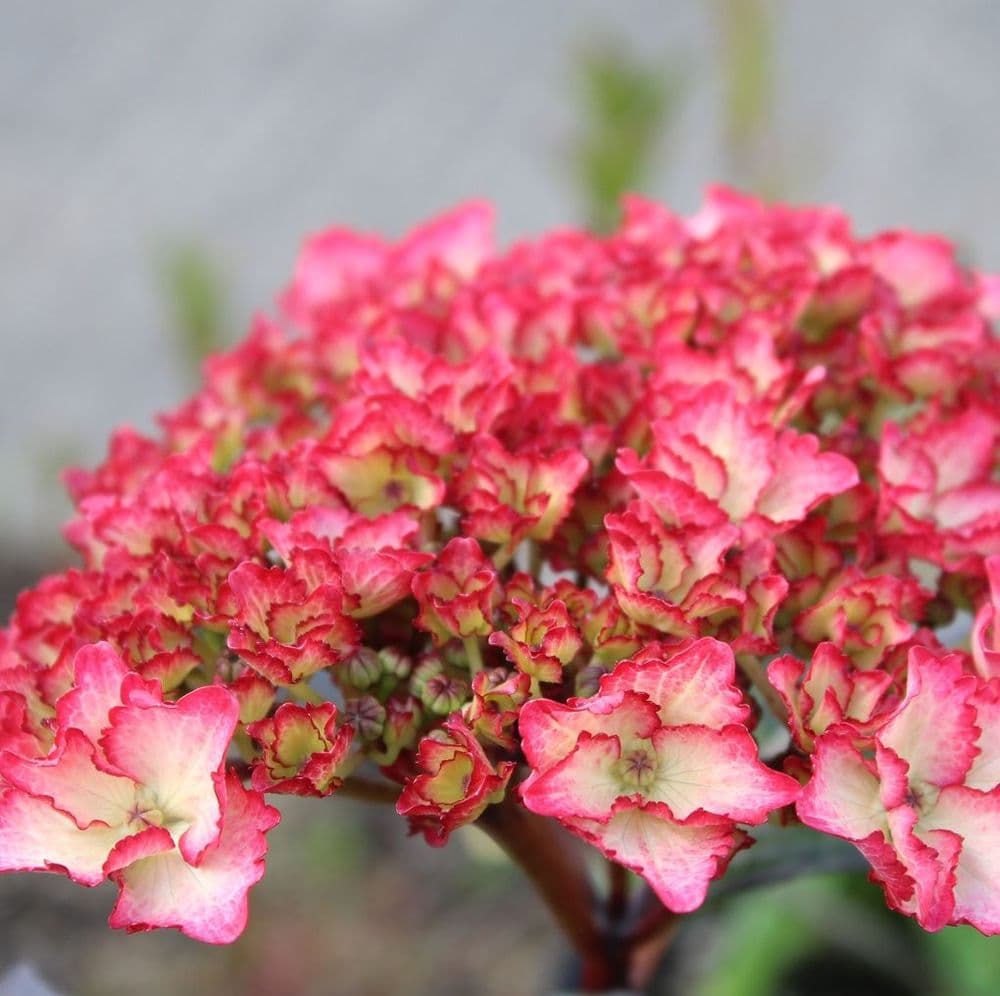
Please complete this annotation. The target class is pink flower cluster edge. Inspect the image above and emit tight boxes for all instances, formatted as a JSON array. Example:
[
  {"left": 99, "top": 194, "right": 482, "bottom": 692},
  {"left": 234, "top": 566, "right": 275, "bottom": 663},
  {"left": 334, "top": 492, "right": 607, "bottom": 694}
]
[{"left": 1, "top": 188, "right": 998, "bottom": 942}]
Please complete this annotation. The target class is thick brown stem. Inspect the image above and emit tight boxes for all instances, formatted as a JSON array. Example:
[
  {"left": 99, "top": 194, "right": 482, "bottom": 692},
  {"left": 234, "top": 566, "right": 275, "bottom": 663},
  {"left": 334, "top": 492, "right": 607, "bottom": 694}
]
[
  {"left": 622, "top": 886, "right": 681, "bottom": 991},
  {"left": 627, "top": 890, "right": 677, "bottom": 947},
  {"left": 478, "top": 796, "right": 615, "bottom": 989},
  {"left": 479, "top": 799, "right": 691, "bottom": 990},
  {"left": 627, "top": 913, "right": 681, "bottom": 991},
  {"left": 607, "top": 858, "right": 630, "bottom": 925}
]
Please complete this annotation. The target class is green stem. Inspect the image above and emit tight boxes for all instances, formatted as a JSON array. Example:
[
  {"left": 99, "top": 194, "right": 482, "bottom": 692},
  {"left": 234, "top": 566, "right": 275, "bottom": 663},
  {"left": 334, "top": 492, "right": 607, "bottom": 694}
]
[
  {"left": 463, "top": 636, "right": 484, "bottom": 675},
  {"left": 287, "top": 681, "right": 325, "bottom": 706},
  {"left": 528, "top": 540, "right": 543, "bottom": 578},
  {"left": 491, "top": 541, "right": 516, "bottom": 572}
]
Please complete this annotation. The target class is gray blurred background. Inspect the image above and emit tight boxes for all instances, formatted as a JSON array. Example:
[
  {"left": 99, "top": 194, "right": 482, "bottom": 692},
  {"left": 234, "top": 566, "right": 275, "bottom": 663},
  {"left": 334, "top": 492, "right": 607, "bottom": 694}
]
[
  {"left": 3, "top": 2, "right": 1000, "bottom": 994},
  {"left": 4, "top": 0, "right": 1000, "bottom": 554}
]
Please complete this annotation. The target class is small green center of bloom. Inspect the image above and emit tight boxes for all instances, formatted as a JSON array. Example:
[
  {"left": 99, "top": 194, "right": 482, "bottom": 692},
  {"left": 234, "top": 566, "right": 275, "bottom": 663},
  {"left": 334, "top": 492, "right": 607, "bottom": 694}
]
[
  {"left": 139, "top": 807, "right": 165, "bottom": 827},
  {"left": 127, "top": 801, "right": 166, "bottom": 829},
  {"left": 616, "top": 744, "right": 658, "bottom": 791},
  {"left": 906, "top": 780, "right": 940, "bottom": 816}
]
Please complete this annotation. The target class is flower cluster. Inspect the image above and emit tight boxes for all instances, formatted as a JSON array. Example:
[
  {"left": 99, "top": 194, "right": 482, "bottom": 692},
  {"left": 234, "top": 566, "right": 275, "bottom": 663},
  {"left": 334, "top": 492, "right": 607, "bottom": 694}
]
[{"left": 1, "top": 189, "right": 997, "bottom": 943}]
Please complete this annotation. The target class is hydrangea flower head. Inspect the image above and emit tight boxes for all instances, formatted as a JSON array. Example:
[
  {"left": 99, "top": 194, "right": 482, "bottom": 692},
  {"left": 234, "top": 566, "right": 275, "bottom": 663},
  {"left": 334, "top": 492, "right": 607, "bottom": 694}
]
[{"left": 0, "top": 189, "right": 997, "bottom": 953}]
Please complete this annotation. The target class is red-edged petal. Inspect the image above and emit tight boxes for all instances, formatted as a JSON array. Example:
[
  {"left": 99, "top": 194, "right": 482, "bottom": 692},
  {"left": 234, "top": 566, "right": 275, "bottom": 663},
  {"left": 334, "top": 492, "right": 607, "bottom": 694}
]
[
  {"left": 878, "top": 648, "right": 979, "bottom": 789},
  {"left": 966, "top": 682, "right": 1000, "bottom": 792},
  {"left": 572, "top": 801, "right": 739, "bottom": 913},
  {"left": 756, "top": 431, "right": 858, "bottom": 526},
  {"left": 853, "top": 829, "right": 915, "bottom": 912},
  {"left": 0, "top": 729, "right": 136, "bottom": 830},
  {"left": 518, "top": 691, "right": 660, "bottom": 773},
  {"left": 797, "top": 733, "right": 887, "bottom": 840},
  {"left": 888, "top": 803, "right": 959, "bottom": 931},
  {"left": 972, "top": 556, "right": 1000, "bottom": 680},
  {"left": 600, "top": 638, "right": 751, "bottom": 729},
  {"left": 107, "top": 773, "right": 280, "bottom": 944},
  {"left": 0, "top": 786, "right": 131, "bottom": 886},
  {"left": 646, "top": 725, "right": 799, "bottom": 823},
  {"left": 103, "top": 825, "right": 175, "bottom": 875},
  {"left": 519, "top": 734, "right": 624, "bottom": 821},
  {"left": 920, "top": 786, "right": 1000, "bottom": 934},
  {"left": 100, "top": 686, "right": 239, "bottom": 863},
  {"left": 866, "top": 231, "right": 959, "bottom": 308},
  {"left": 394, "top": 200, "right": 494, "bottom": 277},
  {"left": 282, "top": 227, "right": 384, "bottom": 320},
  {"left": 55, "top": 643, "right": 161, "bottom": 750}
]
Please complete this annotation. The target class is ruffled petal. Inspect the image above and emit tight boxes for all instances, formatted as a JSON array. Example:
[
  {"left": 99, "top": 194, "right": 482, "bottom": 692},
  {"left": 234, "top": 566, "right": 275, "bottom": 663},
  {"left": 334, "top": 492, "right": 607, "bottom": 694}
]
[
  {"left": 520, "top": 734, "right": 624, "bottom": 821},
  {"left": 0, "top": 787, "right": 131, "bottom": 886},
  {"left": 518, "top": 691, "right": 660, "bottom": 773},
  {"left": 920, "top": 785, "right": 1000, "bottom": 935},
  {"left": 107, "top": 774, "right": 279, "bottom": 944},
  {"left": 878, "top": 649, "right": 978, "bottom": 789},
  {"left": 56, "top": 643, "right": 160, "bottom": 752},
  {"left": 646, "top": 725, "right": 799, "bottom": 822},
  {"left": 600, "top": 638, "right": 751, "bottom": 729},
  {"left": 0, "top": 729, "right": 136, "bottom": 829},
  {"left": 101, "top": 686, "right": 239, "bottom": 862},
  {"left": 798, "top": 733, "right": 887, "bottom": 840},
  {"left": 571, "top": 802, "right": 739, "bottom": 913}
]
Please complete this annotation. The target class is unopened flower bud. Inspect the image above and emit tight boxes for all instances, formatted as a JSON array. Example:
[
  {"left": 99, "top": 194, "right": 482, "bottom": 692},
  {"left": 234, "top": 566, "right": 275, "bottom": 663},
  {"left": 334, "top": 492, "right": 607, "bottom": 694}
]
[
  {"left": 378, "top": 646, "right": 413, "bottom": 681},
  {"left": 411, "top": 654, "right": 470, "bottom": 715},
  {"left": 343, "top": 695, "right": 386, "bottom": 741},
  {"left": 343, "top": 647, "right": 381, "bottom": 690},
  {"left": 575, "top": 658, "right": 611, "bottom": 698},
  {"left": 370, "top": 696, "right": 422, "bottom": 766}
]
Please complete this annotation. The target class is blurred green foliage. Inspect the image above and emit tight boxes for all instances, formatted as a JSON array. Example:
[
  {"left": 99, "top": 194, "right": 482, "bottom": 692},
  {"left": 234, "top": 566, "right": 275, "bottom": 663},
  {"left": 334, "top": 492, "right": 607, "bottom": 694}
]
[
  {"left": 570, "top": 42, "right": 684, "bottom": 233},
  {"left": 714, "top": 0, "right": 777, "bottom": 193},
  {"left": 157, "top": 243, "right": 228, "bottom": 383},
  {"left": 680, "top": 872, "right": 1000, "bottom": 996},
  {"left": 925, "top": 922, "right": 1000, "bottom": 996},
  {"left": 570, "top": 5, "right": 782, "bottom": 232}
]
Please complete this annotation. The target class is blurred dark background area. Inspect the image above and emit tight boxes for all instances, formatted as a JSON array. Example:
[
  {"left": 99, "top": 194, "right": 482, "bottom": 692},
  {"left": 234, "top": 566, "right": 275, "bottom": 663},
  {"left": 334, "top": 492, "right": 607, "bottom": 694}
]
[{"left": 2, "top": 2, "right": 1000, "bottom": 993}]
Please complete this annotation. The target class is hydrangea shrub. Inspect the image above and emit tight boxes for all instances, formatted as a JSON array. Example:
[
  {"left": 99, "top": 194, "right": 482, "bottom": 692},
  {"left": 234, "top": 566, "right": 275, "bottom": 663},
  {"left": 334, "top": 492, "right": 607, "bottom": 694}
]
[{"left": 1, "top": 188, "right": 998, "bottom": 988}]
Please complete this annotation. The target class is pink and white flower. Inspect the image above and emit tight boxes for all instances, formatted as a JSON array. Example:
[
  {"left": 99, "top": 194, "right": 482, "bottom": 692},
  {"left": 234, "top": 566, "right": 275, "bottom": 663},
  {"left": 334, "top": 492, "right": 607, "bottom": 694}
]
[
  {"left": 519, "top": 639, "right": 799, "bottom": 912},
  {"left": 878, "top": 407, "right": 1000, "bottom": 574},
  {"left": 396, "top": 716, "right": 514, "bottom": 845},
  {"left": 798, "top": 647, "right": 1000, "bottom": 933},
  {"left": 456, "top": 437, "right": 590, "bottom": 556},
  {"left": 616, "top": 383, "right": 858, "bottom": 542},
  {"left": 247, "top": 701, "right": 354, "bottom": 797},
  {"left": 768, "top": 642, "right": 894, "bottom": 751},
  {"left": 972, "top": 556, "right": 1000, "bottom": 679},
  {"left": 0, "top": 643, "right": 278, "bottom": 942}
]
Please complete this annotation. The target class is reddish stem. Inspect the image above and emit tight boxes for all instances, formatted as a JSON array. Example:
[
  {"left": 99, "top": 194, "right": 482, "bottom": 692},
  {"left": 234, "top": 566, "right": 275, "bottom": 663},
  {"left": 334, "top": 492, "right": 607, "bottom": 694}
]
[
  {"left": 607, "top": 858, "right": 630, "bottom": 926},
  {"left": 478, "top": 797, "right": 687, "bottom": 991},
  {"left": 478, "top": 796, "right": 619, "bottom": 989},
  {"left": 477, "top": 797, "right": 600, "bottom": 955},
  {"left": 626, "top": 910, "right": 682, "bottom": 991}
]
